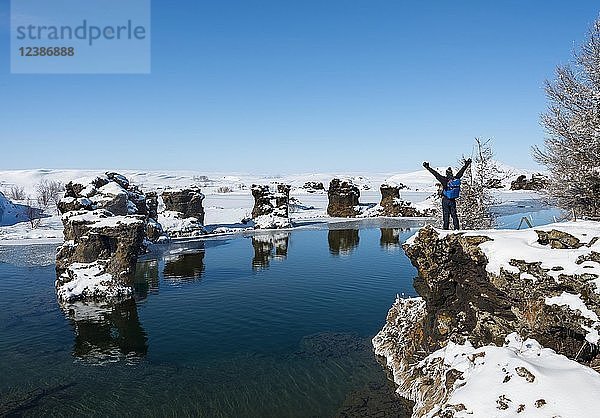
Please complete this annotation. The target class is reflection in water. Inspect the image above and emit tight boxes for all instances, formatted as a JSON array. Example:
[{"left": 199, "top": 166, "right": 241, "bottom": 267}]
[
  {"left": 252, "top": 233, "right": 290, "bottom": 270},
  {"left": 163, "top": 251, "right": 205, "bottom": 283},
  {"left": 58, "top": 225, "right": 408, "bottom": 365},
  {"left": 328, "top": 229, "right": 360, "bottom": 256},
  {"left": 60, "top": 242, "right": 209, "bottom": 364},
  {"left": 63, "top": 298, "right": 147, "bottom": 364},
  {"left": 379, "top": 228, "right": 409, "bottom": 249},
  {"left": 134, "top": 259, "right": 159, "bottom": 298}
]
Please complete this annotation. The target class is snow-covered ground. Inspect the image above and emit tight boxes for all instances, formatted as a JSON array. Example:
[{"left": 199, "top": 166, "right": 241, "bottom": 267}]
[
  {"left": 0, "top": 166, "right": 539, "bottom": 244},
  {"left": 419, "top": 331, "right": 600, "bottom": 417}
]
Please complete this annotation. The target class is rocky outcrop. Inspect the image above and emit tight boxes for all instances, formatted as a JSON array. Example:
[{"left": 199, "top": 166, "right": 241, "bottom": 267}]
[
  {"left": 378, "top": 183, "right": 424, "bottom": 217},
  {"left": 60, "top": 173, "right": 160, "bottom": 225},
  {"left": 403, "top": 223, "right": 600, "bottom": 358},
  {"left": 302, "top": 181, "right": 325, "bottom": 193},
  {"left": 56, "top": 173, "right": 164, "bottom": 302},
  {"left": 327, "top": 178, "right": 360, "bottom": 217},
  {"left": 373, "top": 222, "right": 600, "bottom": 417},
  {"left": 159, "top": 188, "right": 206, "bottom": 237},
  {"left": 250, "top": 184, "right": 292, "bottom": 229},
  {"left": 61, "top": 173, "right": 148, "bottom": 216},
  {"left": 55, "top": 211, "right": 146, "bottom": 302},
  {"left": 161, "top": 188, "right": 205, "bottom": 223},
  {"left": 510, "top": 174, "right": 548, "bottom": 190}
]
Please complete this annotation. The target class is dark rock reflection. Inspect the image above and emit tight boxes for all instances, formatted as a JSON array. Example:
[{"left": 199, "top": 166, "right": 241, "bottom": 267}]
[
  {"left": 252, "top": 233, "right": 290, "bottom": 269},
  {"left": 61, "top": 241, "right": 212, "bottom": 364},
  {"left": 134, "top": 259, "right": 159, "bottom": 298},
  {"left": 328, "top": 229, "right": 360, "bottom": 256},
  {"left": 163, "top": 251, "right": 205, "bottom": 283},
  {"left": 63, "top": 298, "right": 148, "bottom": 364},
  {"left": 379, "top": 228, "right": 403, "bottom": 248}
]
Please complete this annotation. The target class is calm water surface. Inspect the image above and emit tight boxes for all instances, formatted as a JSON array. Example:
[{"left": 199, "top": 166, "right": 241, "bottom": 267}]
[
  {"left": 0, "top": 224, "right": 419, "bottom": 417},
  {"left": 0, "top": 203, "right": 561, "bottom": 417}
]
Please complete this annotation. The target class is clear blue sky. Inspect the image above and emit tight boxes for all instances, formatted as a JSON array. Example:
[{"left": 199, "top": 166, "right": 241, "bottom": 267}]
[{"left": 0, "top": 0, "right": 598, "bottom": 172}]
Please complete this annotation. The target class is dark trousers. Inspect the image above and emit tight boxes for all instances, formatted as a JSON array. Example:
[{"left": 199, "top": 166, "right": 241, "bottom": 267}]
[{"left": 442, "top": 197, "right": 459, "bottom": 230}]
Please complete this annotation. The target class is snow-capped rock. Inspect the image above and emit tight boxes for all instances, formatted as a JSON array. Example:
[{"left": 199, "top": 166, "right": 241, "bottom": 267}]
[
  {"left": 374, "top": 221, "right": 600, "bottom": 417},
  {"left": 374, "top": 301, "right": 600, "bottom": 418},
  {"left": 161, "top": 187, "right": 205, "bottom": 223},
  {"left": 56, "top": 173, "right": 162, "bottom": 302},
  {"left": 327, "top": 178, "right": 360, "bottom": 217},
  {"left": 250, "top": 184, "right": 292, "bottom": 229},
  {"left": 377, "top": 183, "right": 429, "bottom": 217}
]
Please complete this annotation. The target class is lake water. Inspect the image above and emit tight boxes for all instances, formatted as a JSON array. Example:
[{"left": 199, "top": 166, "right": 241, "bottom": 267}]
[
  {"left": 0, "top": 221, "right": 422, "bottom": 417},
  {"left": 0, "top": 203, "right": 563, "bottom": 417}
]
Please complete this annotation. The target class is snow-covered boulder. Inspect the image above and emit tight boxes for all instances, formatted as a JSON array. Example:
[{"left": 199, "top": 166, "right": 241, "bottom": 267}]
[
  {"left": 250, "top": 184, "right": 292, "bottom": 229},
  {"left": 373, "top": 221, "right": 600, "bottom": 417},
  {"left": 56, "top": 211, "right": 146, "bottom": 302},
  {"left": 378, "top": 183, "right": 424, "bottom": 217},
  {"left": 373, "top": 299, "right": 600, "bottom": 417},
  {"left": 158, "top": 187, "right": 206, "bottom": 237},
  {"left": 327, "top": 178, "right": 360, "bottom": 217},
  {"left": 403, "top": 222, "right": 600, "bottom": 356},
  {"left": 158, "top": 210, "right": 205, "bottom": 238},
  {"left": 60, "top": 173, "right": 152, "bottom": 218},
  {"left": 56, "top": 172, "right": 164, "bottom": 302}
]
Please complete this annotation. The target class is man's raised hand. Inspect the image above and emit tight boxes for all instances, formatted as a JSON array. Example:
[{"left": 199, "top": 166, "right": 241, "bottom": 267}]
[{"left": 423, "top": 161, "right": 430, "bottom": 168}]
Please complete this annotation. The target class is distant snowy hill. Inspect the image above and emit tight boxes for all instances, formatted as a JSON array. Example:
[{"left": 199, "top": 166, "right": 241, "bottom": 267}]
[{"left": 0, "top": 164, "right": 539, "bottom": 196}]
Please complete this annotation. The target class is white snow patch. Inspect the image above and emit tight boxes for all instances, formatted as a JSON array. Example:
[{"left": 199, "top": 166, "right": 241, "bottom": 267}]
[
  {"left": 545, "top": 292, "right": 599, "bottom": 321},
  {"left": 56, "top": 261, "right": 132, "bottom": 302},
  {"left": 422, "top": 333, "right": 600, "bottom": 417},
  {"left": 253, "top": 214, "right": 292, "bottom": 230},
  {"left": 158, "top": 211, "right": 205, "bottom": 237},
  {"left": 545, "top": 291, "right": 600, "bottom": 344},
  {"left": 63, "top": 210, "right": 144, "bottom": 229}
]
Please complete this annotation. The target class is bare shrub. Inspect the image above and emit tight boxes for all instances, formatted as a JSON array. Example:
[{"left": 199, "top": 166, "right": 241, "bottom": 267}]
[
  {"left": 36, "top": 180, "right": 65, "bottom": 211},
  {"left": 8, "top": 186, "right": 26, "bottom": 201},
  {"left": 25, "top": 197, "right": 42, "bottom": 229}
]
